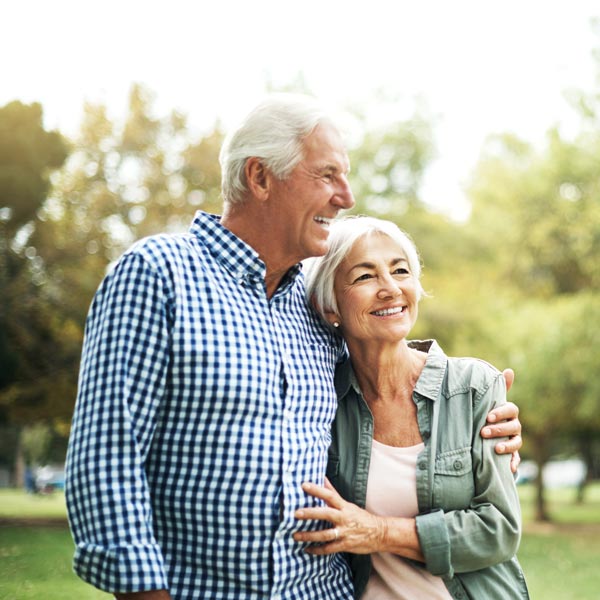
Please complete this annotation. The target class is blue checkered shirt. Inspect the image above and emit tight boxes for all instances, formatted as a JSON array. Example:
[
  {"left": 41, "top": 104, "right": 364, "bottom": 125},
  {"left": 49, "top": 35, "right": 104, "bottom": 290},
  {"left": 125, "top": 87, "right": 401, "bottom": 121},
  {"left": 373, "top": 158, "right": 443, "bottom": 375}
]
[{"left": 65, "top": 211, "right": 354, "bottom": 599}]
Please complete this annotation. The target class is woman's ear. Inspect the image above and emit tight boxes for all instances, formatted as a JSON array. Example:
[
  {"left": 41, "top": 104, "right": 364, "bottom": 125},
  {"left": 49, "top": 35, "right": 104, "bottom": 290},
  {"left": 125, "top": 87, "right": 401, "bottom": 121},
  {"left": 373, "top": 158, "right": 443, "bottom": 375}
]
[
  {"left": 324, "top": 309, "right": 341, "bottom": 329},
  {"left": 311, "top": 297, "right": 341, "bottom": 329},
  {"left": 244, "top": 157, "right": 270, "bottom": 202}
]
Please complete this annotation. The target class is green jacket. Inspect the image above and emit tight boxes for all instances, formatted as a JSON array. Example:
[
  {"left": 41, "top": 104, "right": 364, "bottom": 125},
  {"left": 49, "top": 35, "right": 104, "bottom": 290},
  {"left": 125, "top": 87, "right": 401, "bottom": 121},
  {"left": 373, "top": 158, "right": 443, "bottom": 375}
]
[{"left": 327, "top": 340, "right": 529, "bottom": 599}]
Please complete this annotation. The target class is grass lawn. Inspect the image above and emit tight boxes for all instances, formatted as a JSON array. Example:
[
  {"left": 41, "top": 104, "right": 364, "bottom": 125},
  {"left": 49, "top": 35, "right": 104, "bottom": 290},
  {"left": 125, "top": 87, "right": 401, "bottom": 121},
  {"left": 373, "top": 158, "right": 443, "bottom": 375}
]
[
  {"left": 0, "top": 526, "right": 110, "bottom": 600},
  {"left": 1, "top": 484, "right": 600, "bottom": 599},
  {"left": 0, "top": 488, "right": 67, "bottom": 520}
]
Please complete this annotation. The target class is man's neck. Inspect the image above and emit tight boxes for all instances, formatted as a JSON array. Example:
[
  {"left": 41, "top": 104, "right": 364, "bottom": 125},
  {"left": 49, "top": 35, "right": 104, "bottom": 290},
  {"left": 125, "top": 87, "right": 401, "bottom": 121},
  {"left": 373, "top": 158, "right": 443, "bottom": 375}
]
[{"left": 221, "top": 204, "right": 298, "bottom": 299}]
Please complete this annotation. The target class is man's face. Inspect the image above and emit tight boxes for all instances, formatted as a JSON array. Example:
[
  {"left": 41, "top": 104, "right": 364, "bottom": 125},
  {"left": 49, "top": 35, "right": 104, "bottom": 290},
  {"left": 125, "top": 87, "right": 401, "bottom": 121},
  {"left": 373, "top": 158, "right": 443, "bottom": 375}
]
[{"left": 266, "top": 122, "right": 355, "bottom": 264}]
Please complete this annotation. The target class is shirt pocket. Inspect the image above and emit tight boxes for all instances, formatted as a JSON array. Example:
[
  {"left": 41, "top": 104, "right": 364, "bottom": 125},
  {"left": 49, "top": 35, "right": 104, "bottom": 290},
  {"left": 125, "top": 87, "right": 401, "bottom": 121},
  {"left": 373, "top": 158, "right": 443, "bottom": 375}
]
[{"left": 433, "top": 446, "right": 475, "bottom": 510}]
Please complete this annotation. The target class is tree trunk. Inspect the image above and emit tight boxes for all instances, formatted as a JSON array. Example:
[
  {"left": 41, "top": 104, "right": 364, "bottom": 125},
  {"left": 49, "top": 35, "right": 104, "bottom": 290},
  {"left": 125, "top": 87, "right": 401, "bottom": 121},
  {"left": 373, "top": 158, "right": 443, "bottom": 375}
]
[
  {"left": 576, "top": 432, "right": 594, "bottom": 504},
  {"left": 14, "top": 429, "right": 25, "bottom": 488},
  {"left": 532, "top": 434, "right": 551, "bottom": 522}
]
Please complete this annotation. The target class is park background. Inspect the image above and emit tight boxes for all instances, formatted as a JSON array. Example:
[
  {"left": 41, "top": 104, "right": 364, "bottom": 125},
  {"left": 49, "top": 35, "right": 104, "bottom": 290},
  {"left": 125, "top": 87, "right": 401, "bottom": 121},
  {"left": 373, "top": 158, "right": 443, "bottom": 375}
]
[{"left": 1, "top": 1, "right": 600, "bottom": 598}]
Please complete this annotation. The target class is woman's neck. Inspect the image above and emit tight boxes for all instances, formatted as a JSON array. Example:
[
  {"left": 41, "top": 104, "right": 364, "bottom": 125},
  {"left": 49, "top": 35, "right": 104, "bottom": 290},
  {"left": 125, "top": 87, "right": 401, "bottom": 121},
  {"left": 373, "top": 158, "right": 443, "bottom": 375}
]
[{"left": 347, "top": 339, "right": 427, "bottom": 404}]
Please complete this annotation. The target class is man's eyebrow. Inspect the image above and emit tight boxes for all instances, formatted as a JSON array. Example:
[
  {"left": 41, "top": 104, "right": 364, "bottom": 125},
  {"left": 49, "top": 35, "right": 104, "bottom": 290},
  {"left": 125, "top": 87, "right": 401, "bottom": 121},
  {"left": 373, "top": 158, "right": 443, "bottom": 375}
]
[{"left": 316, "top": 163, "right": 351, "bottom": 175}]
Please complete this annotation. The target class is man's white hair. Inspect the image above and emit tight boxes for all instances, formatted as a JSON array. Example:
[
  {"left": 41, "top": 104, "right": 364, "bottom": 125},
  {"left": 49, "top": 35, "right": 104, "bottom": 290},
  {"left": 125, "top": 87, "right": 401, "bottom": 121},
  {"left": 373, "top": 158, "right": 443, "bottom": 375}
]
[{"left": 219, "top": 94, "right": 333, "bottom": 205}]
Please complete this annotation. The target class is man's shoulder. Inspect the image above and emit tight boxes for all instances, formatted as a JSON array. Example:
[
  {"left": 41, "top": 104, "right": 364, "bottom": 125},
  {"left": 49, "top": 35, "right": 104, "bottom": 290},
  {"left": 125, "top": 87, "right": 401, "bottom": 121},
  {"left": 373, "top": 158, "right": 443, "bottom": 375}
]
[{"left": 118, "top": 231, "right": 208, "bottom": 275}]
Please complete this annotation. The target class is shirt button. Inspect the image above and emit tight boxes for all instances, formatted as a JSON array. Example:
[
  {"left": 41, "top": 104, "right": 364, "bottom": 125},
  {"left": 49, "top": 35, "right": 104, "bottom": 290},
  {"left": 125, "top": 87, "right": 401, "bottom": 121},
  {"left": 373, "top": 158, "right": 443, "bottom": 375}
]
[
  {"left": 418, "top": 461, "right": 427, "bottom": 470},
  {"left": 283, "top": 409, "right": 294, "bottom": 421},
  {"left": 283, "top": 472, "right": 293, "bottom": 484},
  {"left": 453, "top": 460, "right": 463, "bottom": 471}
]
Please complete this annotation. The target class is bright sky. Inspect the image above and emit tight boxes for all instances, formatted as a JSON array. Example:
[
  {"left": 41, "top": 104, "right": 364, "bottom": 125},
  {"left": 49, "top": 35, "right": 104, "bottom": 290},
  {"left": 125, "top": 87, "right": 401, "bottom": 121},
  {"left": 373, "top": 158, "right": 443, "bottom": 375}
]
[{"left": 3, "top": 0, "right": 599, "bottom": 219}]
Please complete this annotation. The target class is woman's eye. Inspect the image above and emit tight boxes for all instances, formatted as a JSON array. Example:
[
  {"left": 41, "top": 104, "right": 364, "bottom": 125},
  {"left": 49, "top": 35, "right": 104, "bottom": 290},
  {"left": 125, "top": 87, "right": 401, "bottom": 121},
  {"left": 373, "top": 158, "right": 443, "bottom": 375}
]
[
  {"left": 393, "top": 267, "right": 409, "bottom": 275},
  {"left": 353, "top": 273, "right": 372, "bottom": 283}
]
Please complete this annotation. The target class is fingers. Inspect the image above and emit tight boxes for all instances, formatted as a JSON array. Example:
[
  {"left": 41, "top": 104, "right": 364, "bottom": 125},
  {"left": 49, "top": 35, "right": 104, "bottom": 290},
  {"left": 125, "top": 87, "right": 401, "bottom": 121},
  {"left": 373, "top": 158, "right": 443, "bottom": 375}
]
[
  {"left": 293, "top": 526, "right": 347, "bottom": 556},
  {"left": 482, "top": 420, "right": 522, "bottom": 442},
  {"left": 495, "top": 434, "right": 522, "bottom": 456},
  {"left": 293, "top": 526, "right": 340, "bottom": 547},
  {"left": 485, "top": 401, "right": 519, "bottom": 424},
  {"left": 301, "top": 481, "right": 344, "bottom": 509},
  {"left": 295, "top": 506, "right": 340, "bottom": 523},
  {"left": 502, "top": 368, "right": 515, "bottom": 392},
  {"left": 510, "top": 450, "right": 521, "bottom": 474}
]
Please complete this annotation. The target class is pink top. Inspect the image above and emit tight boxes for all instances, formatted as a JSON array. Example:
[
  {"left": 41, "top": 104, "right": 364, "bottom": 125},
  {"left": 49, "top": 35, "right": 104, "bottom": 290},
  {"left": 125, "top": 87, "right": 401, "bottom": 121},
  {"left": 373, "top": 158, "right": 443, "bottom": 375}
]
[{"left": 363, "top": 439, "right": 453, "bottom": 600}]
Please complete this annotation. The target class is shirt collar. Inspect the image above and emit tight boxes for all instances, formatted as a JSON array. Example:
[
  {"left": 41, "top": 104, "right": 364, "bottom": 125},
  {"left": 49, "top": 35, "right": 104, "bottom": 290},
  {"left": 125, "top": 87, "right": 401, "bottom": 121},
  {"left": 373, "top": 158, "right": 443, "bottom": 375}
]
[
  {"left": 189, "top": 211, "right": 303, "bottom": 290},
  {"left": 335, "top": 339, "right": 448, "bottom": 402}
]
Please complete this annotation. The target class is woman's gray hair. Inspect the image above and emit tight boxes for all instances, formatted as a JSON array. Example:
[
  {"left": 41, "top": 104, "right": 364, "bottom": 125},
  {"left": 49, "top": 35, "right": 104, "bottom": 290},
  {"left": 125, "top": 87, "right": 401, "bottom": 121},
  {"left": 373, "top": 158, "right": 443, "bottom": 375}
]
[
  {"left": 219, "top": 94, "right": 332, "bottom": 205},
  {"left": 304, "top": 215, "right": 425, "bottom": 331}
]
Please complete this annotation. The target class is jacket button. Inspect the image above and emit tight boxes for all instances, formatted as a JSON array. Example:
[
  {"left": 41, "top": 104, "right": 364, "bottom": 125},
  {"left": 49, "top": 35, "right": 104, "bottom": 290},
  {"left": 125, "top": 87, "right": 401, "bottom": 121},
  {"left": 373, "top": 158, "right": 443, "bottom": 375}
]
[
  {"left": 453, "top": 460, "right": 463, "bottom": 470},
  {"left": 418, "top": 461, "right": 427, "bottom": 470}
]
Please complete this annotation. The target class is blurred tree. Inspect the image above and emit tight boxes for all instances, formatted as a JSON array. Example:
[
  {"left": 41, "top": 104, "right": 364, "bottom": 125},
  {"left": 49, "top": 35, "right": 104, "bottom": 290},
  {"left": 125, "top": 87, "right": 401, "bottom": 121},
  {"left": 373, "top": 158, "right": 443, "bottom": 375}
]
[
  {"left": 0, "top": 101, "right": 68, "bottom": 414},
  {"left": 468, "top": 130, "right": 600, "bottom": 296},
  {"left": 0, "top": 101, "right": 68, "bottom": 237},
  {"left": 0, "top": 84, "right": 226, "bottom": 441},
  {"left": 342, "top": 96, "right": 471, "bottom": 347},
  {"left": 21, "top": 422, "right": 52, "bottom": 466},
  {"left": 458, "top": 45, "right": 600, "bottom": 517}
]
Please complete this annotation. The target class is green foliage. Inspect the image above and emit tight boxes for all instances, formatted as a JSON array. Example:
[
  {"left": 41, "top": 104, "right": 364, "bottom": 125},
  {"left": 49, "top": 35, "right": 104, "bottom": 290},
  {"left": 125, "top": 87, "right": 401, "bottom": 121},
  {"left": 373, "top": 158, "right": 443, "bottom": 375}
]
[
  {"left": 0, "top": 86, "right": 226, "bottom": 435},
  {"left": 0, "top": 102, "right": 69, "bottom": 429},
  {"left": 455, "top": 51, "right": 600, "bottom": 517},
  {"left": 21, "top": 423, "right": 52, "bottom": 466},
  {"left": 347, "top": 102, "right": 437, "bottom": 218},
  {"left": 0, "top": 101, "right": 68, "bottom": 235},
  {"left": 469, "top": 129, "right": 600, "bottom": 296}
]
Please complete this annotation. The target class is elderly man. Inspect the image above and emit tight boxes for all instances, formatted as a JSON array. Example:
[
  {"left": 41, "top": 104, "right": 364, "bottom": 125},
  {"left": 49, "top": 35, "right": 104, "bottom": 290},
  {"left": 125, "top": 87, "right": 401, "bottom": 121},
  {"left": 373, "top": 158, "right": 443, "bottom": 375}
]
[{"left": 65, "top": 95, "right": 521, "bottom": 600}]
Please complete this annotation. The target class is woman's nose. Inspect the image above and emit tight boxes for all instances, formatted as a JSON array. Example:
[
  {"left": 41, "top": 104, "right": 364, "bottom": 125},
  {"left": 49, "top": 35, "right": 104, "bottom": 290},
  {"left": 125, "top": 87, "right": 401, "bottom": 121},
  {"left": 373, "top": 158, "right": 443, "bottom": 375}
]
[{"left": 376, "top": 275, "right": 403, "bottom": 299}]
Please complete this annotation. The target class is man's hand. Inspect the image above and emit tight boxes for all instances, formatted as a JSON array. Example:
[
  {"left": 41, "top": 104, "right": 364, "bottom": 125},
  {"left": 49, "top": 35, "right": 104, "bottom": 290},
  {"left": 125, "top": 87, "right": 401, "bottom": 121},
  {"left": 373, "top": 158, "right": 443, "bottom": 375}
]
[{"left": 481, "top": 368, "right": 522, "bottom": 473}]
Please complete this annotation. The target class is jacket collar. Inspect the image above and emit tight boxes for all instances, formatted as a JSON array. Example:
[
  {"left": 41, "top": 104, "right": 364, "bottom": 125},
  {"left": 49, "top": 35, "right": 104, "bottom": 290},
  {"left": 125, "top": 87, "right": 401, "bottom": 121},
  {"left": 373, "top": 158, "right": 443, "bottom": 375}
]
[{"left": 335, "top": 339, "right": 448, "bottom": 402}]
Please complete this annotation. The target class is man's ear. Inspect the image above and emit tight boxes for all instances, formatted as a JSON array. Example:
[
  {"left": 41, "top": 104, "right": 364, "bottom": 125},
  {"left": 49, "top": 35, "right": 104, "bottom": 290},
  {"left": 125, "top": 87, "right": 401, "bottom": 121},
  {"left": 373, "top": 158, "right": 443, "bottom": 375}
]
[{"left": 244, "top": 157, "right": 270, "bottom": 202}]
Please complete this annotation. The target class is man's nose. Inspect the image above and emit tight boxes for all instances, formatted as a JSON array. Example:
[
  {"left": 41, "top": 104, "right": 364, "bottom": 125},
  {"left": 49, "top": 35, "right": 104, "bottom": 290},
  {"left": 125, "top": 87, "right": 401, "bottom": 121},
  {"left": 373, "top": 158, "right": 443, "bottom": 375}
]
[{"left": 332, "top": 175, "right": 355, "bottom": 209}]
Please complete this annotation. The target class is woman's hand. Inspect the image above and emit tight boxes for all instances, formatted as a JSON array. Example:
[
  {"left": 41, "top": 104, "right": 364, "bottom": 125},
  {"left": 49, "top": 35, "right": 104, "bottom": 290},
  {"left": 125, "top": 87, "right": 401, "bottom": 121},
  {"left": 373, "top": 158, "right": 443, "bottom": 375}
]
[{"left": 293, "top": 479, "right": 387, "bottom": 555}]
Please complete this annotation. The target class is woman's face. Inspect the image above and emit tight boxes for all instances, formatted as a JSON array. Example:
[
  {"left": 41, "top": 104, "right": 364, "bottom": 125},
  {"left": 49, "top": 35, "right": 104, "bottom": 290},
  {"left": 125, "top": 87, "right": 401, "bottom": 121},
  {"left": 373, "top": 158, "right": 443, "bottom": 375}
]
[{"left": 331, "top": 232, "right": 420, "bottom": 346}]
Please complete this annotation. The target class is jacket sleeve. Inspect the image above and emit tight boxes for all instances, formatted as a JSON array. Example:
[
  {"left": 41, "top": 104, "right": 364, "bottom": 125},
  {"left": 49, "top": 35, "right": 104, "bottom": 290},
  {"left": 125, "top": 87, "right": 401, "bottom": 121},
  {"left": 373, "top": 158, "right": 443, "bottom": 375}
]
[
  {"left": 415, "top": 370, "right": 522, "bottom": 578},
  {"left": 65, "top": 250, "right": 171, "bottom": 593}
]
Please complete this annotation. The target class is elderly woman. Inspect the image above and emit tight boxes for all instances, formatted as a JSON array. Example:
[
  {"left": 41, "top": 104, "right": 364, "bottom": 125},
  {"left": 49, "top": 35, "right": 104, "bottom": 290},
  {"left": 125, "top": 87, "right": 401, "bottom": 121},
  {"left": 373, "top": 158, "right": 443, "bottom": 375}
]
[{"left": 295, "top": 216, "right": 529, "bottom": 599}]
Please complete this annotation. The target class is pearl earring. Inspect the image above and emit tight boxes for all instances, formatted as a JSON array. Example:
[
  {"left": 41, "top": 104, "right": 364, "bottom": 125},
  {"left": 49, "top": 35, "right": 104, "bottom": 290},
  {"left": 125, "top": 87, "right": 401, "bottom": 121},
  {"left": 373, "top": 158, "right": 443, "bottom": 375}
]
[{"left": 333, "top": 322, "right": 340, "bottom": 328}]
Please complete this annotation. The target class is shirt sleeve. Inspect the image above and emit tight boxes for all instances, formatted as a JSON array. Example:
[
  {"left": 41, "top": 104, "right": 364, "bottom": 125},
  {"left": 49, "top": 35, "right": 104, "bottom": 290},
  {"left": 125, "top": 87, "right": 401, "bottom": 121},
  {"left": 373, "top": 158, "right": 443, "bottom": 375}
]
[
  {"left": 416, "top": 371, "right": 521, "bottom": 578},
  {"left": 65, "top": 250, "right": 172, "bottom": 593}
]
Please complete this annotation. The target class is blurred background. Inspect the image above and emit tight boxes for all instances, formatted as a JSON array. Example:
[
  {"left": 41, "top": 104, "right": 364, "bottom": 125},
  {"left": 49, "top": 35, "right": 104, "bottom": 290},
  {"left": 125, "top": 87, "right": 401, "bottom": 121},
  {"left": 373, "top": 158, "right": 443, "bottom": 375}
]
[{"left": 1, "top": 1, "right": 600, "bottom": 598}]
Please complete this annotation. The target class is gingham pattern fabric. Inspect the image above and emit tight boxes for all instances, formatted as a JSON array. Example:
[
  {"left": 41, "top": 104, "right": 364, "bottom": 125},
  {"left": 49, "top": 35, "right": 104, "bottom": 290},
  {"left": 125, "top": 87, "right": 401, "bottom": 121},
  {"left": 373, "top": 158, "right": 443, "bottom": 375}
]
[{"left": 65, "top": 211, "right": 353, "bottom": 599}]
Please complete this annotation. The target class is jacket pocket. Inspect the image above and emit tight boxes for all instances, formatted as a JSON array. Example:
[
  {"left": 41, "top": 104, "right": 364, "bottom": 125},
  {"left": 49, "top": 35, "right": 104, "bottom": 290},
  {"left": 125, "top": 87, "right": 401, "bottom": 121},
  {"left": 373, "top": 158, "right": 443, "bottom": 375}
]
[
  {"left": 326, "top": 456, "right": 340, "bottom": 480},
  {"left": 433, "top": 446, "right": 474, "bottom": 509}
]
